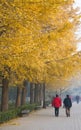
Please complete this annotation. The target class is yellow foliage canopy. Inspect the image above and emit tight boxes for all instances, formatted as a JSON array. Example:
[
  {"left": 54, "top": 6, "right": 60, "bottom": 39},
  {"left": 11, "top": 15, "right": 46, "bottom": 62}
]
[{"left": 0, "top": 0, "right": 80, "bottom": 85}]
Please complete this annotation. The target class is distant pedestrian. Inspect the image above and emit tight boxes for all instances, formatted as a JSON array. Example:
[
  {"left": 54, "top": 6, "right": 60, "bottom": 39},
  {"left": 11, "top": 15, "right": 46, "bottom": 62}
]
[
  {"left": 75, "top": 95, "right": 80, "bottom": 104},
  {"left": 63, "top": 95, "right": 72, "bottom": 117},
  {"left": 52, "top": 94, "right": 62, "bottom": 117}
]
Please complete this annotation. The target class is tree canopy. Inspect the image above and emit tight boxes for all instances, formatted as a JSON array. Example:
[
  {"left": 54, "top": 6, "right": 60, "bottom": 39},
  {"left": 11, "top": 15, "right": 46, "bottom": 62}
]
[{"left": 0, "top": 0, "right": 81, "bottom": 86}]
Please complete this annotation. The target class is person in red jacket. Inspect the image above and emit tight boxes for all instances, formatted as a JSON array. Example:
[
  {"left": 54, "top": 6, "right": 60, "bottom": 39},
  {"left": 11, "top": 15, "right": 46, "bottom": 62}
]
[{"left": 52, "top": 94, "right": 62, "bottom": 117}]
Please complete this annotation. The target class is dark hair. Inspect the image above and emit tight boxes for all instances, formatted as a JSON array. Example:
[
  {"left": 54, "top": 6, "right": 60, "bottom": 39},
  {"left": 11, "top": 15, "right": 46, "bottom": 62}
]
[
  {"left": 56, "top": 94, "right": 58, "bottom": 97},
  {"left": 67, "top": 95, "right": 69, "bottom": 98}
]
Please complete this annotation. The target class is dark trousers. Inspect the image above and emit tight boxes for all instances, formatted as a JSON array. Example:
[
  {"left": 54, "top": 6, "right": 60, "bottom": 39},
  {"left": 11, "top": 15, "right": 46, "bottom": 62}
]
[
  {"left": 65, "top": 107, "right": 70, "bottom": 117},
  {"left": 55, "top": 107, "right": 59, "bottom": 116}
]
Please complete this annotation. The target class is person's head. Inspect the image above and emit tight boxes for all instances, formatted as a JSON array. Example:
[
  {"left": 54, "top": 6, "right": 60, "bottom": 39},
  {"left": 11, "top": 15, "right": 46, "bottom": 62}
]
[
  {"left": 66, "top": 95, "right": 69, "bottom": 98},
  {"left": 56, "top": 94, "right": 58, "bottom": 97}
]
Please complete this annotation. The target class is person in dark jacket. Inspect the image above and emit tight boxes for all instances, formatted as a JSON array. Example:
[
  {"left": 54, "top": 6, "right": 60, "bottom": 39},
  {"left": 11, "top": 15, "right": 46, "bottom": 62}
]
[
  {"left": 63, "top": 95, "right": 72, "bottom": 117},
  {"left": 75, "top": 95, "right": 80, "bottom": 104},
  {"left": 52, "top": 94, "right": 61, "bottom": 117}
]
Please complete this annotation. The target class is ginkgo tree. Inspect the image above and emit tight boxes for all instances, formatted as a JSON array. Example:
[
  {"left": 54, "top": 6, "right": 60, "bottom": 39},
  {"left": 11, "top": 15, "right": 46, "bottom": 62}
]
[{"left": 0, "top": 0, "right": 80, "bottom": 111}]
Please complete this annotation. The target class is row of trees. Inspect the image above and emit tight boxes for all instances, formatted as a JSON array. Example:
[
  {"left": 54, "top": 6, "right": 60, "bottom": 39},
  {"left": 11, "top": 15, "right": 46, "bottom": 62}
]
[
  {"left": 15, "top": 82, "right": 46, "bottom": 108},
  {"left": 1, "top": 81, "right": 46, "bottom": 111},
  {"left": 0, "top": 0, "right": 81, "bottom": 111}
]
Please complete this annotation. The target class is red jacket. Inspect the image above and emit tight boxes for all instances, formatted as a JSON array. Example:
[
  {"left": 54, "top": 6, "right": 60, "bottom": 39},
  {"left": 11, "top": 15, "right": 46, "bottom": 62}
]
[{"left": 52, "top": 97, "right": 61, "bottom": 108}]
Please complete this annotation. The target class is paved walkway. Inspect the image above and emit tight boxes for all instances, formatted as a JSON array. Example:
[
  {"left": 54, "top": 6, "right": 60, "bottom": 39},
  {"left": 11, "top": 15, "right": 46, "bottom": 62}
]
[{"left": 0, "top": 102, "right": 81, "bottom": 130}]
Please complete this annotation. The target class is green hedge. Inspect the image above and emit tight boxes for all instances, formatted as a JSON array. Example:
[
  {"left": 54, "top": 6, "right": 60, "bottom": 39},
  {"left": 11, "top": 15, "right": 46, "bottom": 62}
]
[{"left": 0, "top": 104, "right": 37, "bottom": 123}]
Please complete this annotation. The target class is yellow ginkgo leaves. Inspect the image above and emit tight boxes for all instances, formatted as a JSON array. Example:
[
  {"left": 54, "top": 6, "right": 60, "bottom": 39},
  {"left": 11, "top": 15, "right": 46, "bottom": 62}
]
[{"left": 0, "top": 0, "right": 80, "bottom": 86}]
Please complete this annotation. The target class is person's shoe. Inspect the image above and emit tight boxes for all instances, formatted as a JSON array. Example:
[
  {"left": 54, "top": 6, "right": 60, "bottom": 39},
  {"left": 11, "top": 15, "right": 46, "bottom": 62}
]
[
  {"left": 55, "top": 114, "right": 58, "bottom": 117},
  {"left": 66, "top": 113, "right": 68, "bottom": 117}
]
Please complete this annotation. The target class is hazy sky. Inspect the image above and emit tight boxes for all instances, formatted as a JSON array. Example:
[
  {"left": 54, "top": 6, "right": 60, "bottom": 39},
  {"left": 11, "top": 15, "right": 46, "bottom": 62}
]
[
  {"left": 75, "top": 0, "right": 81, "bottom": 51},
  {"left": 75, "top": 0, "right": 81, "bottom": 6}
]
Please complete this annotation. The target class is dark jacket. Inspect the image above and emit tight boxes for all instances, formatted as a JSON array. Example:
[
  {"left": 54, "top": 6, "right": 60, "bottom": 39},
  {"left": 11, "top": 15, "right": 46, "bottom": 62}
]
[
  {"left": 63, "top": 97, "right": 72, "bottom": 108},
  {"left": 52, "top": 97, "right": 61, "bottom": 108}
]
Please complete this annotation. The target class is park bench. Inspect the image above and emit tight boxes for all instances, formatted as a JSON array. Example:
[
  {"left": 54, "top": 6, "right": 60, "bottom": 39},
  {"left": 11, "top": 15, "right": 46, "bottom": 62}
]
[
  {"left": 19, "top": 109, "right": 30, "bottom": 117},
  {"left": 19, "top": 106, "right": 42, "bottom": 117},
  {"left": 35, "top": 105, "right": 42, "bottom": 110}
]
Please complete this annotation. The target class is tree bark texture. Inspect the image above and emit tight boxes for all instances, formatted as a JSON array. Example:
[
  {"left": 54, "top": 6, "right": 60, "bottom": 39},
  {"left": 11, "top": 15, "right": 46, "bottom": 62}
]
[
  {"left": 15, "top": 87, "right": 22, "bottom": 107},
  {"left": 30, "top": 83, "right": 35, "bottom": 104},
  {"left": 21, "top": 87, "right": 27, "bottom": 105},
  {"left": 1, "top": 78, "right": 9, "bottom": 111}
]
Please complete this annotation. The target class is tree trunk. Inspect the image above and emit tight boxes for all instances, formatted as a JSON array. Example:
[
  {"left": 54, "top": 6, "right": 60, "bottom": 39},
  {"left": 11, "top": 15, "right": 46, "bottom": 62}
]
[
  {"left": 34, "top": 84, "right": 38, "bottom": 103},
  {"left": 1, "top": 78, "right": 9, "bottom": 111},
  {"left": 21, "top": 80, "right": 28, "bottom": 105},
  {"left": 34, "top": 83, "right": 44, "bottom": 105},
  {"left": 39, "top": 84, "right": 43, "bottom": 105},
  {"left": 36, "top": 84, "right": 41, "bottom": 104},
  {"left": 30, "top": 83, "right": 35, "bottom": 104},
  {"left": 40, "top": 84, "right": 43, "bottom": 106},
  {"left": 21, "top": 87, "right": 27, "bottom": 105},
  {"left": 15, "top": 87, "right": 22, "bottom": 107},
  {"left": 43, "top": 83, "right": 46, "bottom": 108}
]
